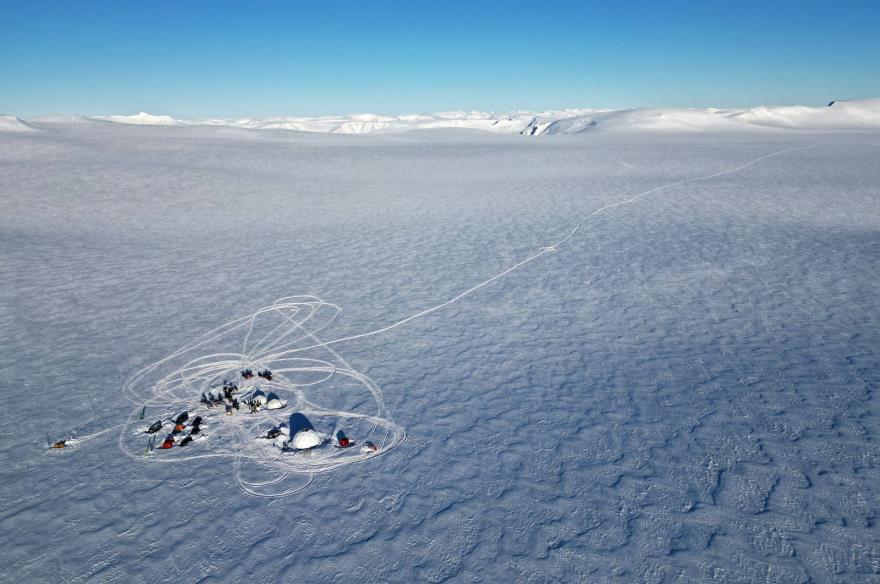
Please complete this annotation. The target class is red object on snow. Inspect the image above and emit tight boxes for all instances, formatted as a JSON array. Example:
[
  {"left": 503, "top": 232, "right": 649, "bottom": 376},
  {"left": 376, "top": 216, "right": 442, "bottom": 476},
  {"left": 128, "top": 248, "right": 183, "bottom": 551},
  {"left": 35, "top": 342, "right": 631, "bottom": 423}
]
[
  {"left": 339, "top": 437, "right": 350, "bottom": 448},
  {"left": 160, "top": 438, "right": 174, "bottom": 449}
]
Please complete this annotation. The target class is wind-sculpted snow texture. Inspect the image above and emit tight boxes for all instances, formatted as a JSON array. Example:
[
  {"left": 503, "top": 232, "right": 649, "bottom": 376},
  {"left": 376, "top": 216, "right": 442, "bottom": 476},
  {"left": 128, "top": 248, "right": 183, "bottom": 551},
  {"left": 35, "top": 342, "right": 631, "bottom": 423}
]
[{"left": 1, "top": 122, "right": 879, "bottom": 582}]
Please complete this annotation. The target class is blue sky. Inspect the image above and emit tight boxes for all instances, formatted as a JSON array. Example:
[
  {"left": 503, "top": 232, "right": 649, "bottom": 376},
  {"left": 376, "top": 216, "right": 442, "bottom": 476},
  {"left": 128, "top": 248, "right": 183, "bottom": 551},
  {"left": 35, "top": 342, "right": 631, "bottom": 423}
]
[{"left": 1, "top": 0, "right": 878, "bottom": 117}]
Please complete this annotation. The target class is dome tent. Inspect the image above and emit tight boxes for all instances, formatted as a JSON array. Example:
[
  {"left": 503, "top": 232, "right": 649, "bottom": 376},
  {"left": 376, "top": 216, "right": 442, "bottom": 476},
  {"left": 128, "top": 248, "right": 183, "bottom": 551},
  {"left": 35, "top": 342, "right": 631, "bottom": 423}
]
[
  {"left": 266, "top": 392, "right": 284, "bottom": 410},
  {"left": 289, "top": 413, "right": 322, "bottom": 450}
]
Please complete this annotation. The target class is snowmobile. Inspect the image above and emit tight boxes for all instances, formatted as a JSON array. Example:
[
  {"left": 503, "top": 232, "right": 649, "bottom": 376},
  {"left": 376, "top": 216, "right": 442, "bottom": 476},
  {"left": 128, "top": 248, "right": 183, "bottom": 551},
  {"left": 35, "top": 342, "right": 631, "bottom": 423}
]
[
  {"left": 50, "top": 439, "right": 67, "bottom": 449},
  {"left": 241, "top": 369, "right": 254, "bottom": 380},
  {"left": 159, "top": 436, "right": 174, "bottom": 449},
  {"left": 145, "top": 420, "right": 163, "bottom": 434}
]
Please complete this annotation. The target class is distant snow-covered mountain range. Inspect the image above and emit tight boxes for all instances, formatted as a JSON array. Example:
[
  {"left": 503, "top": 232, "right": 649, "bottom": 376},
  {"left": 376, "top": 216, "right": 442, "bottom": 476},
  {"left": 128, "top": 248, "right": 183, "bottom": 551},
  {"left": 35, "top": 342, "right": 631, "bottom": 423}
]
[{"left": 4, "top": 98, "right": 880, "bottom": 134}]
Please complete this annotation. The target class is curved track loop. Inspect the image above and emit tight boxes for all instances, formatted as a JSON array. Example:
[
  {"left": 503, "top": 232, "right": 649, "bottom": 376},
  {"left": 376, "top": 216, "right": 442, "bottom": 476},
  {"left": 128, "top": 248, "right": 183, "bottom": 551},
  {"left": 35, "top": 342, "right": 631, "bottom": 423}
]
[{"left": 119, "top": 296, "right": 406, "bottom": 497}]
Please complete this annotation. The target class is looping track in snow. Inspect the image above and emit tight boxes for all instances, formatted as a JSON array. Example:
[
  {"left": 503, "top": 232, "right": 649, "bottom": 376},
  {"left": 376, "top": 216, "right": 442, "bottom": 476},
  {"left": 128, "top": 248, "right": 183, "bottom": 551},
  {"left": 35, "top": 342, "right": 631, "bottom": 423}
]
[
  {"left": 119, "top": 296, "right": 406, "bottom": 497},
  {"left": 118, "top": 142, "right": 820, "bottom": 497}
]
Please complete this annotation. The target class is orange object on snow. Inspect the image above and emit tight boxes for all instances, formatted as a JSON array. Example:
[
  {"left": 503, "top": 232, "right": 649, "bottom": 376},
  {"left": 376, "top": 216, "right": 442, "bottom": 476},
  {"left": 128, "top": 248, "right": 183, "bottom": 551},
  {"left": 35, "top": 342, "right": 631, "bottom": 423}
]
[
  {"left": 338, "top": 437, "right": 350, "bottom": 448},
  {"left": 50, "top": 440, "right": 66, "bottom": 449},
  {"left": 160, "top": 437, "right": 174, "bottom": 449}
]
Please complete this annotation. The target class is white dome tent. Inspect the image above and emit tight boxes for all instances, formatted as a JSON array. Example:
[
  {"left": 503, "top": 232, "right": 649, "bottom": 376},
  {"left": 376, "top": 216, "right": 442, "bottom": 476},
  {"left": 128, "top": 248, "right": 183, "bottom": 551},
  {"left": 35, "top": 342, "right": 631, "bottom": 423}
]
[
  {"left": 266, "top": 392, "right": 285, "bottom": 410},
  {"left": 289, "top": 413, "right": 323, "bottom": 450}
]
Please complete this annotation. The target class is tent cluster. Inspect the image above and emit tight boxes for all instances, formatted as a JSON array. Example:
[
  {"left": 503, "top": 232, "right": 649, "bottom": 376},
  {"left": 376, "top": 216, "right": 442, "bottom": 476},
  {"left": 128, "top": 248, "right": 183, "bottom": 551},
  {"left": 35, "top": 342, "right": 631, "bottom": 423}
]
[
  {"left": 138, "top": 367, "right": 381, "bottom": 457},
  {"left": 245, "top": 389, "right": 285, "bottom": 413}
]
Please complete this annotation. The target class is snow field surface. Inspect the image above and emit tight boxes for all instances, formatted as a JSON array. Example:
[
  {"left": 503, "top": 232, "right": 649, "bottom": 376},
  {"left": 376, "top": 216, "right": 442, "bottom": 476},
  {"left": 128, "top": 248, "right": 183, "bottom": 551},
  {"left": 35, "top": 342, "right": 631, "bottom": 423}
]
[{"left": 1, "top": 121, "right": 879, "bottom": 582}]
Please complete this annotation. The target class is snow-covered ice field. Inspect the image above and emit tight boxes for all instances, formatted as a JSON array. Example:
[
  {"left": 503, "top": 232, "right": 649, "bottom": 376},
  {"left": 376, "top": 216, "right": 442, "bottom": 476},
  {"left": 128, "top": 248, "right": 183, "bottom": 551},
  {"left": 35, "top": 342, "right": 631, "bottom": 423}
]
[{"left": 1, "top": 119, "right": 879, "bottom": 582}]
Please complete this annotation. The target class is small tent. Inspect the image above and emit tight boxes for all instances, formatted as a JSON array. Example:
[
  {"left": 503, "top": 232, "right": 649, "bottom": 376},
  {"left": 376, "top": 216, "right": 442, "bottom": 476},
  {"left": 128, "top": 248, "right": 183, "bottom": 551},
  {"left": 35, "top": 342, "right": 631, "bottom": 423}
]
[{"left": 266, "top": 392, "right": 284, "bottom": 410}]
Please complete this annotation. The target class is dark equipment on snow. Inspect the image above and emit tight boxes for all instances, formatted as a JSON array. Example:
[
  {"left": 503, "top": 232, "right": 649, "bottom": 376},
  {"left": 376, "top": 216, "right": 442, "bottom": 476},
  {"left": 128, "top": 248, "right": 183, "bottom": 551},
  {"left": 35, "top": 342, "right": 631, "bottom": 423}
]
[
  {"left": 173, "top": 411, "right": 189, "bottom": 425},
  {"left": 258, "top": 369, "right": 273, "bottom": 381},
  {"left": 266, "top": 427, "right": 283, "bottom": 439},
  {"left": 241, "top": 369, "right": 254, "bottom": 379},
  {"left": 337, "top": 430, "right": 351, "bottom": 448},
  {"left": 179, "top": 436, "right": 193, "bottom": 447},
  {"left": 146, "top": 420, "right": 163, "bottom": 434},
  {"left": 51, "top": 440, "right": 67, "bottom": 449}
]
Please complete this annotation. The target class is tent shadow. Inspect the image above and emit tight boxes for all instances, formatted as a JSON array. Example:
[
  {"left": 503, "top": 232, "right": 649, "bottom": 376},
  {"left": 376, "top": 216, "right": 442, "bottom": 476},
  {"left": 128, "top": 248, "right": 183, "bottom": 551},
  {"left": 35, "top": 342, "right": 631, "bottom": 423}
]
[{"left": 288, "top": 412, "right": 315, "bottom": 435}]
